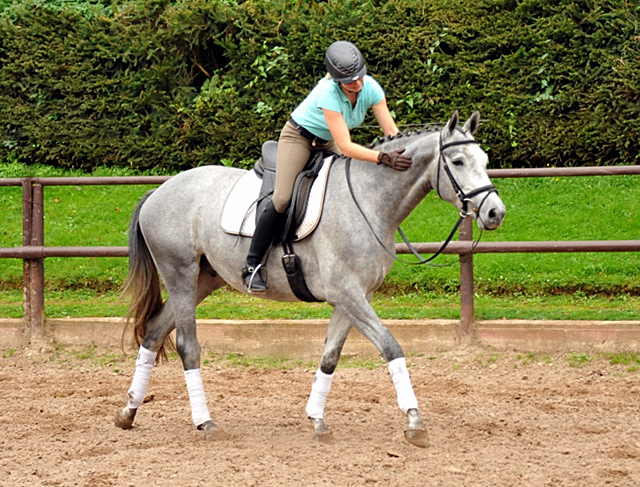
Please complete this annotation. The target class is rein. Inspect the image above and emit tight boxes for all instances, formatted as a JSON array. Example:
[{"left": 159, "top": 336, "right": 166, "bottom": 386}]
[{"left": 345, "top": 135, "right": 497, "bottom": 266}]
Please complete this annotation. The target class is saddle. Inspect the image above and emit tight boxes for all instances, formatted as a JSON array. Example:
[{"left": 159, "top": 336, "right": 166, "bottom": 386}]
[
  {"left": 252, "top": 141, "right": 333, "bottom": 302},
  {"left": 253, "top": 140, "right": 328, "bottom": 241}
]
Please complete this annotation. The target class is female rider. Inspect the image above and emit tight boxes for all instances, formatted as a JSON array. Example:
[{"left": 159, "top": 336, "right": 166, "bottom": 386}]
[{"left": 242, "top": 40, "right": 413, "bottom": 292}]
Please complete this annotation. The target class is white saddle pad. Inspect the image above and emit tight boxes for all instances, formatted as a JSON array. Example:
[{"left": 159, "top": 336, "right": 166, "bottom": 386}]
[{"left": 220, "top": 156, "right": 334, "bottom": 241}]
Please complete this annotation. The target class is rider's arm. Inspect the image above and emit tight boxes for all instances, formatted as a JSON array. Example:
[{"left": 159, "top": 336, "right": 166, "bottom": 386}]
[
  {"left": 322, "top": 108, "right": 381, "bottom": 163},
  {"left": 372, "top": 97, "right": 400, "bottom": 136}
]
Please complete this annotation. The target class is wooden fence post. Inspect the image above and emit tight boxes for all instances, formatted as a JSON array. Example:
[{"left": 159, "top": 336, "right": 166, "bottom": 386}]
[
  {"left": 21, "top": 179, "right": 33, "bottom": 336},
  {"left": 22, "top": 181, "right": 45, "bottom": 339},
  {"left": 459, "top": 216, "right": 474, "bottom": 339}
]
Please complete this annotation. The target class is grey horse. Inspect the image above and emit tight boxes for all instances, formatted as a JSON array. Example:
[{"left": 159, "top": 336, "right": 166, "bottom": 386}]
[{"left": 115, "top": 110, "right": 505, "bottom": 447}]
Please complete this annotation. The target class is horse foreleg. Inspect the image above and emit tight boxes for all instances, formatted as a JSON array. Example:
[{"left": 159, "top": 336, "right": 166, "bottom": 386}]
[
  {"left": 388, "top": 357, "right": 429, "bottom": 448},
  {"left": 306, "top": 370, "right": 335, "bottom": 443},
  {"left": 337, "top": 296, "right": 429, "bottom": 448},
  {"left": 305, "top": 308, "right": 352, "bottom": 443}
]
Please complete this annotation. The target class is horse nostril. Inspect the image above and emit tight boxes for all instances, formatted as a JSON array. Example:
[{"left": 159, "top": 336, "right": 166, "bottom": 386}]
[{"left": 488, "top": 209, "right": 496, "bottom": 220}]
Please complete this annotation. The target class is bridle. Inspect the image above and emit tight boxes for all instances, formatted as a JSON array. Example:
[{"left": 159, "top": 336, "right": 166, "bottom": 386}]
[
  {"left": 436, "top": 133, "right": 497, "bottom": 222},
  {"left": 345, "top": 132, "right": 498, "bottom": 266}
]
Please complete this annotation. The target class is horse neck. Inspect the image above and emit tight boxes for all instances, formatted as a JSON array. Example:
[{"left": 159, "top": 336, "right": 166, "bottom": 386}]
[{"left": 345, "top": 130, "right": 440, "bottom": 231}]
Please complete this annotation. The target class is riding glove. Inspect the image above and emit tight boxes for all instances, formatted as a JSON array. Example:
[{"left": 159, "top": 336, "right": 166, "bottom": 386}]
[{"left": 377, "top": 149, "right": 413, "bottom": 171}]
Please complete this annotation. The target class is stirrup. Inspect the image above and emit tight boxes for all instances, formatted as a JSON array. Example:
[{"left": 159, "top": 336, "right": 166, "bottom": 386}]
[{"left": 242, "top": 264, "right": 267, "bottom": 293}]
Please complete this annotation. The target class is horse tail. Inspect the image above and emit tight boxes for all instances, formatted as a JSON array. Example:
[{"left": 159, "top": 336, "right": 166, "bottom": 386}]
[{"left": 121, "top": 190, "right": 173, "bottom": 362}]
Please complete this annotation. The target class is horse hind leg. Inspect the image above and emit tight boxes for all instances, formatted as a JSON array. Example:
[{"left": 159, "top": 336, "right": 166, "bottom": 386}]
[
  {"left": 172, "top": 262, "right": 229, "bottom": 441},
  {"left": 307, "top": 373, "right": 335, "bottom": 444},
  {"left": 196, "top": 258, "right": 231, "bottom": 438},
  {"left": 116, "top": 260, "right": 228, "bottom": 440},
  {"left": 185, "top": 370, "right": 229, "bottom": 441},
  {"left": 115, "top": 300, "right": 175, "bottom": 430},
  {"left": 176, "top": 313, "right": 229, "bottom": 440},
  {"left": 186, "top": 266, "right": 230, "bottom": 440},
  {"left": 115, "top": 346, "right": 156, "bottom": 429}
]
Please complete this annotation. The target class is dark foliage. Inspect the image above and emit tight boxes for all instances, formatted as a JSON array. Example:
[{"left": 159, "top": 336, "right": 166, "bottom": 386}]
[{"left": 0, "top": 0, "right": 638, "bottom": 170}]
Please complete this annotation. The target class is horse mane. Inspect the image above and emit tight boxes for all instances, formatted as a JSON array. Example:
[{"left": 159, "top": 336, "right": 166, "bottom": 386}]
[{"left": 366, "top": 124, "right": 443, "bottom": 150}]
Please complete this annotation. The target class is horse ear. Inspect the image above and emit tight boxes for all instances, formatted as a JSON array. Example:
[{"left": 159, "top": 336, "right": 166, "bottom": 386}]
[
  {"left": 443, "top": 110, "right": 459, "bottom": 139},
  {"left": 463, "top": 111, "right": 481, "bottom": 136}
]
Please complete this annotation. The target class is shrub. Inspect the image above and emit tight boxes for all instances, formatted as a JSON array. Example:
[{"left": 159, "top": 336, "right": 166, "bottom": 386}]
[{"left": 0, "top": 0, "right": 638, "bottom": 170}]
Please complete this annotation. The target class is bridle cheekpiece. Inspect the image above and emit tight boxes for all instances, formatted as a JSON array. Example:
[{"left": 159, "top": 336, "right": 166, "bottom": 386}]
[{"left": 436, "top": 132, "right": 498, "bottom": 221}]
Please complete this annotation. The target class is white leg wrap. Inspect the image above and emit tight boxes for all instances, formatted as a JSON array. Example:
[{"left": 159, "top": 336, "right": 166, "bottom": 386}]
[
  {"left": 126, "top": 346, "right": 157, "bottom": 409},
  {"left": 305, "top": 369, "right": 334, "bottom": 419},
  {"left": 184, "top": 368, "right": 211, "bottom": 427},
  {"left": 388, "top": 357, "right": 419, "bottom": 414}
]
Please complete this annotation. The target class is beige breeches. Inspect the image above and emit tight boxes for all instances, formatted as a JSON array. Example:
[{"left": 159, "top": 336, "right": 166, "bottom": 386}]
[{"left": 272, "top": 121, "right": 340, "bottom": 213}]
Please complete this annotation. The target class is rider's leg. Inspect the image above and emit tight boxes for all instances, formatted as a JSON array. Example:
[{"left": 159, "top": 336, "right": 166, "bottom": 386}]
[
  {"left": 242, "top": 198, "right": 285, "bottom": 292},
  {"left": 272, "top": 124, "right": 340, "bottom": 212},
  {"left": 271, "top": 122, "right": 313, "bottom": 212},
  {"left": 242, "top": 122, "right": 309, "bottom": 292}
]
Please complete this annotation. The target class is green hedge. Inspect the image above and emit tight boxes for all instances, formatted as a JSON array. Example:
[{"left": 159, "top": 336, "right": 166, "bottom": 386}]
[{"left": 1, "top": 0, "right": 638, "bottom": 170}]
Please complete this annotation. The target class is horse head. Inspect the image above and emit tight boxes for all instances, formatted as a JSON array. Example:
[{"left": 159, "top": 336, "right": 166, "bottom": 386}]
[{"left": 421, "top": 110, "right": 506, "bottom": 231}]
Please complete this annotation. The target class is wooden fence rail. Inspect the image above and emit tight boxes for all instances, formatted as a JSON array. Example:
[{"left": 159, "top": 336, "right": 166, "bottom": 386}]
[{"left": 1, "top": 165, "right": 639, "bottom": 340}]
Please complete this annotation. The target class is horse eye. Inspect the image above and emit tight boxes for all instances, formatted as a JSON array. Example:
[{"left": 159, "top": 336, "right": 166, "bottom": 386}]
[{"left": 452, "top": 158, "right": 464, "bottom": 167}]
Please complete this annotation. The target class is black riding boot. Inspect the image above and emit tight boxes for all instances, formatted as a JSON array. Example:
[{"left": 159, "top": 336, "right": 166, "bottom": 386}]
[{"left": 242, "top": 199, "right": 285, "bottom": 292}]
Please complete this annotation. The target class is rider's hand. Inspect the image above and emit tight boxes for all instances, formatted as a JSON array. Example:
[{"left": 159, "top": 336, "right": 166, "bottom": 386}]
[{"left": 377, "top": 149, "right": 413, "bottom": 171}]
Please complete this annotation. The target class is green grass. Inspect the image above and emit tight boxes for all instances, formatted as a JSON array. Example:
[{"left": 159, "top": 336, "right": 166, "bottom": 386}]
[
  {"left": 2, "top": 347, "right": 17, "bottom": 358},
  {"left": 203, "top": 352, "right": 311, "bottom": 370},
  {"left": 1, "top": 287, "right": 638, "bottom": 321},
  {"left": 390, "top": 175, "right": 640, "bottom": 295},
  {"left": 605, "top": 352, "right": 640, "bottom": 367},
  {"left": 0, "top": 161, "right": 639, "bottom": 321},
  {"left": 566, "top": 352, "right": 593, "bottom": 367}
]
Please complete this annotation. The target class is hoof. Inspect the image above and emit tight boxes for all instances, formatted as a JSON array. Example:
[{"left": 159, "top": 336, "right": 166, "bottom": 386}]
[
  {"left": 199, "top": 420, "right": 230, "bottom": 441},
  {"left": 404, "top": 427, "right": 429, "bottom": 448},
  {"left": 310, "top": 417, "right": 334, "bottom": 444},
  {"left": 115, "top": 407, "right": 136, "bottom": 430},
  {"left": 404, "top": 408, "right": 429, "bottom": 448}
]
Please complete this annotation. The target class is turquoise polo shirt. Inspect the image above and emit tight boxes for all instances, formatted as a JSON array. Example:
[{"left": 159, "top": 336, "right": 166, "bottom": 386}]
[{"left": 290, "top": 75, "right": 385, "bottom": 141}]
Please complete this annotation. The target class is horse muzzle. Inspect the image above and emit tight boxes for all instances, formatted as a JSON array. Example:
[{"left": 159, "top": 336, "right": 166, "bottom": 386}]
[{"left": 474, "top": 192, "right": 506, "bottom": 230}]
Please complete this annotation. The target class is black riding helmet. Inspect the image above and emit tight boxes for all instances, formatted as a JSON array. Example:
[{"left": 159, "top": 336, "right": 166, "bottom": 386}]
[{"left": 325, "top": 41, "right": 367, "bottom": 84}]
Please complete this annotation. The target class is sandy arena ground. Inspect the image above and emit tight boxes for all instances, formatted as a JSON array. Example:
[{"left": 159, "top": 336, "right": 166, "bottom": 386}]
[{"left": 1, "top": 342, "right": 639, "bottom": 487}]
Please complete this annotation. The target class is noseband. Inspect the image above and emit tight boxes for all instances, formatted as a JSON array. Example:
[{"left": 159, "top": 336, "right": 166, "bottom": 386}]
[
  {"left": 436, "top": 135, "right": 498, "bottom": 222},
  {"left": 345, "top": 132, "right": 498, "bottom": 266}
]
